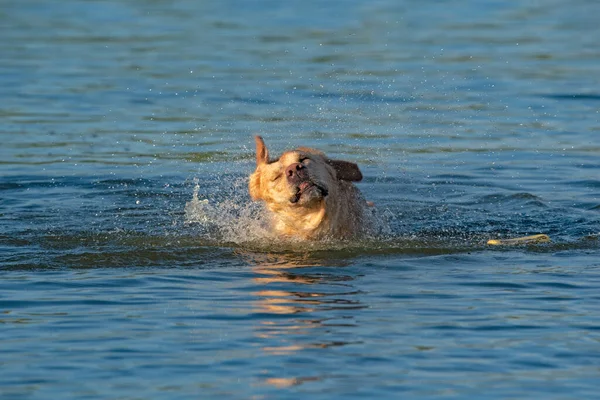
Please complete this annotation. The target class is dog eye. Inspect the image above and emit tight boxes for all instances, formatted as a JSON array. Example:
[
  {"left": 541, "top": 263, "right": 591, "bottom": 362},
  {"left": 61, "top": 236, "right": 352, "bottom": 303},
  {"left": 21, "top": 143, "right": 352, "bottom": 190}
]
[{"left": 271, "top": 174, "right": 282, "bottom": 182}]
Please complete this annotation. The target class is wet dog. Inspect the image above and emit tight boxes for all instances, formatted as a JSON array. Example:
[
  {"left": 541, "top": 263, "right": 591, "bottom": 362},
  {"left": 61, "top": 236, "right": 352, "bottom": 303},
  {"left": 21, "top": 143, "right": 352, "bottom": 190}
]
[{"left": 248, "top": 136, "right": 367, "bottom": 240}]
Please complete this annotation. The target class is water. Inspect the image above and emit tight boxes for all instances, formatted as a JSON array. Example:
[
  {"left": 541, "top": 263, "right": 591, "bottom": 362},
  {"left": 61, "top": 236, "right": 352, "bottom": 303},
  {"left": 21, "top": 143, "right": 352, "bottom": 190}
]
[{"left": 1, "top": 0, "right": 599, "bottom": 398}]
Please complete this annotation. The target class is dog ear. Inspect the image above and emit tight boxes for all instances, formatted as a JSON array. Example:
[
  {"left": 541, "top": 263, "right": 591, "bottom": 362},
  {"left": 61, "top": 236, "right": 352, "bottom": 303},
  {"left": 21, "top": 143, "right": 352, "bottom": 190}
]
[
  {"left": 254, "top": 136, "right": 269, "bottom": 166},
  {"left": 248, "top": 172, "right": 262, "bottom": 200},
  {"left": 327, "top": 159, "right": 363, "bottom": 182}
]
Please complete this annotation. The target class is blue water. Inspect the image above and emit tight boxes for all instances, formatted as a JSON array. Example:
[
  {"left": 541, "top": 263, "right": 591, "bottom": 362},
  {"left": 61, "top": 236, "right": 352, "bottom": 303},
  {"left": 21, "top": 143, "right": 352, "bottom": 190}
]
[{"left": 1, "top": 0, "right": 599, "bottom": 398}]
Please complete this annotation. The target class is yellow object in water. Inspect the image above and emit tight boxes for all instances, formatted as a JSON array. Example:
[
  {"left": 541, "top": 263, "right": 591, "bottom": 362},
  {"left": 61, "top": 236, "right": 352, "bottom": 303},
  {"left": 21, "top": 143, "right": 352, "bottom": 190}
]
[{"left": 487, "top": 234, "right": 551, "bottom": 246}]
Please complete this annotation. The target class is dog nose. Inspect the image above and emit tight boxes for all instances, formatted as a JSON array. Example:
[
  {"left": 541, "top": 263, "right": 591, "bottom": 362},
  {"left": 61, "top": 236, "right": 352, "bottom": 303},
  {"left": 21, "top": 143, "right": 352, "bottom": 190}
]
[
  {"left": 285, "top": 162, "right": 306, "bottom": 183},
  {"left": 286, "top": 162, "right": 303, "bottom": 176}
]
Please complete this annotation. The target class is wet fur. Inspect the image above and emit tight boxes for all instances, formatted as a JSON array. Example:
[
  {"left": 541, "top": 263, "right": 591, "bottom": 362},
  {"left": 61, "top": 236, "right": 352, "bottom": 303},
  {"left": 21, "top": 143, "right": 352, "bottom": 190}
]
[{"left": 249, "top": 136, "right": 366, "bottom": 240}]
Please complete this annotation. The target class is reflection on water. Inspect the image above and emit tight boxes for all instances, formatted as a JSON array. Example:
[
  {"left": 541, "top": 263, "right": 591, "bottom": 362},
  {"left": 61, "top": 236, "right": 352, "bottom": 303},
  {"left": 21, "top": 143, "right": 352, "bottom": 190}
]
[
  {"left": 246, "top": 252, "right": 364, "bottom": 387},
  {"left": 262, "top": 376, "right": 322, "bottom": 389}
]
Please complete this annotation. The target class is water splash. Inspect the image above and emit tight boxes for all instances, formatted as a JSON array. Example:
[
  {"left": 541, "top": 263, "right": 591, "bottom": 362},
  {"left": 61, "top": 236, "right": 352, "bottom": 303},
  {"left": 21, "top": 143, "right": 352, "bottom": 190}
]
[
  {"left": 184, "top": 177, "right": 273, "bottom": 245},
  {"left": 183, "top": 176, "right": 396, "bottom": 250},
  {"left": 183, "top": 179, "right": 211, "bottom": 224}
]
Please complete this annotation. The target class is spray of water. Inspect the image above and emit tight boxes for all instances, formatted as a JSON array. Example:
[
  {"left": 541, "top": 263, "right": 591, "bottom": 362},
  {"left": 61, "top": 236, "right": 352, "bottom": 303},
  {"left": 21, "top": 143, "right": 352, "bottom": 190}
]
[
  {"left": 184, "top": 177, "right": 395, "bottom": 251},
  {"left": 184, "top": 177, "right": 274, "bottom": 243}
]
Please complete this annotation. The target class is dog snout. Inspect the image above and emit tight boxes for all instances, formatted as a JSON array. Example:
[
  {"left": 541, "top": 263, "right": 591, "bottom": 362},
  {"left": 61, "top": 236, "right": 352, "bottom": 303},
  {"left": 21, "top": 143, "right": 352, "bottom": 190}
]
[{"left": 286, "top": 162, "right": 308, "bottom": 184}]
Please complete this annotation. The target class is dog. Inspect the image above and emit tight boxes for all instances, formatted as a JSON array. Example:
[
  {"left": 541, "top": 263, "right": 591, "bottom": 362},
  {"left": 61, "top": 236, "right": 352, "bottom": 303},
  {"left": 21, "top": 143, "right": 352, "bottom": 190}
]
[{"left": 248, "top": 136, "right": 368, "bottom": 240}]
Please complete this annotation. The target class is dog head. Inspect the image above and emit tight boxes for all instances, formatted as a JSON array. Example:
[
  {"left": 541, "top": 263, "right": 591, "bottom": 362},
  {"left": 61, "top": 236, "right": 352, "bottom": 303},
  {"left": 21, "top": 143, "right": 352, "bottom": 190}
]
[{"left": 248, "top": 136, "right": 362, "bottom": 209}]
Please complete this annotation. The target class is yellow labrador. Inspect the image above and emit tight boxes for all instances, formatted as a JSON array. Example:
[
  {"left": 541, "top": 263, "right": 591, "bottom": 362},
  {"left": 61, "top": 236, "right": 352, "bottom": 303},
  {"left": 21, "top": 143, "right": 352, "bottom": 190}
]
[{"left": 249, "top": 136, "right": 367, "bottom": 240}]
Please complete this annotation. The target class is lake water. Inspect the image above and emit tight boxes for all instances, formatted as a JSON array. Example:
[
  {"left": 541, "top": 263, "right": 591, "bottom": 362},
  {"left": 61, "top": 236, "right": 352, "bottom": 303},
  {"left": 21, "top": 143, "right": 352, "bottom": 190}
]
[{"left": 1, "top": 0, "right": 599, "bottom": 398}]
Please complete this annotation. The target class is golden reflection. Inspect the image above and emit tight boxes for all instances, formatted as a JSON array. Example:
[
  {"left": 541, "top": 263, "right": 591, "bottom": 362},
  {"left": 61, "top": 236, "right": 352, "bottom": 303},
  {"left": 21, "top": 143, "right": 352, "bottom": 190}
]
[
  {"left": 236, "top": 250, "right": 363, "bottom": 388},
  {"left": 262, "top": 376, "right": 321, "bottom": 388},
  {"left": 245, "top": 251, "right": 346, "bottom": 319}
]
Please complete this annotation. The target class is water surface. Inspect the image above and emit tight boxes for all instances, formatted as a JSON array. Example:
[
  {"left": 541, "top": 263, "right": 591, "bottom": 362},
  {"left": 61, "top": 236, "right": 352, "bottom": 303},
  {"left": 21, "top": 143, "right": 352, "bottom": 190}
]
[{"left": 1, "top": 0, "right": 599, "bottom": 398}]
